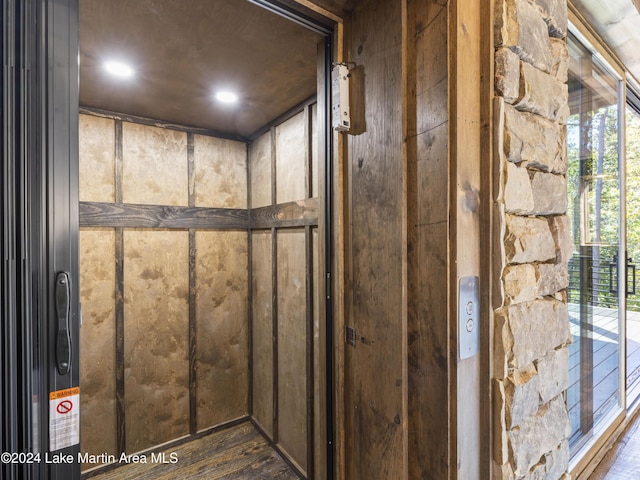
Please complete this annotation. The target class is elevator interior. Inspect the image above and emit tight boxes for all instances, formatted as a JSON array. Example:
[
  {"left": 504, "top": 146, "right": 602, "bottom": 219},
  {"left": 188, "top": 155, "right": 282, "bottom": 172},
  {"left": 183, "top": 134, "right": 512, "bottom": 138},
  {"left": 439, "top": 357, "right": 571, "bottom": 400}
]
[{"left": 78, "top": 1, "right": 328, "bottom": 477}]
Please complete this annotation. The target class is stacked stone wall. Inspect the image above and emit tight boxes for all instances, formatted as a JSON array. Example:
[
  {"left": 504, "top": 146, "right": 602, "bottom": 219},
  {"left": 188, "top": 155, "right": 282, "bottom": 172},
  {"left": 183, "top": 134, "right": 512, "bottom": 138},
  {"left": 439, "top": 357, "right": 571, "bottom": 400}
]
[{"left": 493, "top": 0, "right": 572, "bottom": 479}]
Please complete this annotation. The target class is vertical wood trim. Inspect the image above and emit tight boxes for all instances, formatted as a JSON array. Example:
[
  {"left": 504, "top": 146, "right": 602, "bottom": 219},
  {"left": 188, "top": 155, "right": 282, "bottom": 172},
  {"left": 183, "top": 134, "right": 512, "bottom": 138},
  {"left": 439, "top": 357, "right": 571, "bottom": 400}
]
[
  {"left": 333, "top": 21, "right": 347, "bottom": 480},
  {"left": 188, "top": 230, "right": 197, "bottom": 434},
  {"left": 272, "top": 227, "right": 279, "bottom": 443},
  {"left": 247, "top": 143, "right": 254, "bottom": 416},
  {"left": 115, "top": 227, "right": 125, "bottom": 454},
  {"left": 451, "top": 0, "right": 483, "bottom": 478},
  {"left": 448, "top": 3, "right": 459, "bottom": 474},
  {"left": 187, "top": 132, "right": 197, "bottom": 434},
  {"left": 270, "top": 122, "right": 279, "bottom": 444},
  {"left": 271, "top": 127, "right": 277, "bottom": 206},
  {"left": 115, "top": 120, "right": 123, "bottom": 204},
  {"left": 305, "top": 104, "right": 312, "bottom": 200},
  {"left": 306, "top": 225, "right": 315, "bottom": 478},
  {"left": 188, "top": 132, "right": 195, "bottom": 206},
  {"left": 400, "top": 1, "right": 411, "bottom": 477},
  {"left": 114, "top": 117, "right": 125, "bottom": 454},
  {"left": 403, "top": 0, "right": 426, "bottom": 479},
  {"left": 480, "top": 0, "right": 495, "bottom": 478}
]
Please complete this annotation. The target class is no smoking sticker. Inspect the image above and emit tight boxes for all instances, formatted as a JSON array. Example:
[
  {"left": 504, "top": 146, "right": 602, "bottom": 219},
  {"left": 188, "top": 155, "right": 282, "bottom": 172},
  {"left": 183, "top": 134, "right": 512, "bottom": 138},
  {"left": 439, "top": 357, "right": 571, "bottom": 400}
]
[{"left": 49, "top": 387, "right": 80, "bottom": 451}]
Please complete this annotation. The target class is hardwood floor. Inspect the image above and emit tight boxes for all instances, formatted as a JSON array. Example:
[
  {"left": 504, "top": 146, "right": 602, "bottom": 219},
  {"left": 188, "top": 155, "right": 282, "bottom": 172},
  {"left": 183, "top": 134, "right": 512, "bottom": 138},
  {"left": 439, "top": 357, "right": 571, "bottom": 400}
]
[{"left": 83, "top": 421, "right": 302, "bottom": 480}]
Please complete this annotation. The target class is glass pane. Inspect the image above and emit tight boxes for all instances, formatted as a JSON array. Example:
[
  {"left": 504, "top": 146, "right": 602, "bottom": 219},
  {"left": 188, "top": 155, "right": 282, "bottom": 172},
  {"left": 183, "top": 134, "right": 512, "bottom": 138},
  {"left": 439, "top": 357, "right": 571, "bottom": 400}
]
[
  {"left": 626, "top": 105, "right": 640, "bottom": 400},
  {"left": 567, "top": 34, "right": 621, "bottom": 452}
]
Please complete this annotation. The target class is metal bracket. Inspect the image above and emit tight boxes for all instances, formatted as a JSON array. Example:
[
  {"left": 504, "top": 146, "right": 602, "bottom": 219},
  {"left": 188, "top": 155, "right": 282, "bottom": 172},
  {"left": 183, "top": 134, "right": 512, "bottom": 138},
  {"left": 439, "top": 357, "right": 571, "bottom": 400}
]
[{"left": 346, "top": 326, "right": 356, "bottom": 347}]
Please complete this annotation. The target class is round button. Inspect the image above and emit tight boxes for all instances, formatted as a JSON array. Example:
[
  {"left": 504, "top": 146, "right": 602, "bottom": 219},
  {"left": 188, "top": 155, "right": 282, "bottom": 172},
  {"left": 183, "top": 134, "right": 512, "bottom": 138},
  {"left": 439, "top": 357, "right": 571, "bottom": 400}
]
[
  {"left": 465, "top": 301, "right": 473, "bottom": 315},
  {"left": 466, "top": 318, "right": 474, "bottom": 332}
]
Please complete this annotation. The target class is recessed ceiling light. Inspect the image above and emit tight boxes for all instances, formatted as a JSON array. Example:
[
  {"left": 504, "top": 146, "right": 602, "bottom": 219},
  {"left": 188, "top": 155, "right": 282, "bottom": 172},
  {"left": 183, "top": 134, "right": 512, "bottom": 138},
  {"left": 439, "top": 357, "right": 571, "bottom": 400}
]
[
  {"left": 103, "top": 61, "right": 135, "bottom": 78},
  {"left": 215, "top": 90, "right": 239, "bottom": 104}
]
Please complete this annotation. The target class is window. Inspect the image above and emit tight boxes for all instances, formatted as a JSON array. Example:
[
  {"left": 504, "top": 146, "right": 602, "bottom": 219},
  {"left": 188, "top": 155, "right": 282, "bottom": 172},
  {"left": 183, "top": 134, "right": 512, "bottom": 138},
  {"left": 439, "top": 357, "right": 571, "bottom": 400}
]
[{"left": 566, "top": 32, "right": 623, "bottom": 454}]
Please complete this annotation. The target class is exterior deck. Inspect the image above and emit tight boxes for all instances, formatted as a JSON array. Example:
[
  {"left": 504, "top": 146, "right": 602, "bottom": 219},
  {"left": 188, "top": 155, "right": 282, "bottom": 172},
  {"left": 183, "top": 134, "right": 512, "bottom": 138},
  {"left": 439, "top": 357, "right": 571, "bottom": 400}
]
[{"left": 568, "top": 304, "right": 640, "bottom": 444}]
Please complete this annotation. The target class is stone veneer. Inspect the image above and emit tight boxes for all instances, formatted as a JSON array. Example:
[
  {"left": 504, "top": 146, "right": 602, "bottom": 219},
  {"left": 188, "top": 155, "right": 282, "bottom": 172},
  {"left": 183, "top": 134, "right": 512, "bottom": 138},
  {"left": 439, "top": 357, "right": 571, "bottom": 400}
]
[{"left": 493, "top": 0, "right": 572, "bottom": 479}]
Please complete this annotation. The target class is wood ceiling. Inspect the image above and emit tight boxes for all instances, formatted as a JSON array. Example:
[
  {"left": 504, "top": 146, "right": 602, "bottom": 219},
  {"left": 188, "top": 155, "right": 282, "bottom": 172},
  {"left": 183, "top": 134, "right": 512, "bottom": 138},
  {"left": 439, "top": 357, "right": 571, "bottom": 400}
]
[{"left": 79, "top": 0, "right": 331, "bottom": 139}]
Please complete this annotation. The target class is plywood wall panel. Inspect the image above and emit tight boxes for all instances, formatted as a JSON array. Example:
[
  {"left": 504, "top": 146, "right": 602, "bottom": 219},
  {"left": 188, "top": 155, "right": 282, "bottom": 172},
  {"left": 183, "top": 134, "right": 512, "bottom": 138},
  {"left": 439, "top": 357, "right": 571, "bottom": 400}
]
[
  {"left": 249, "top": 132, "right": 272, "bottom": 208},
  {"left": 311, "top": 104, "right": 319, "bottom": 199},
  {"left": 195, "top": 231, "right": 249, "bottom": 430},
  {"left": 79, "top": 114, "right": 115, "bottom": 203},
  {"left": 250, "top": 230, "right": 274, "bottom": 435},
  {"left": 312, "top": 226, "right": 326, "bottom": 479},
  {"left": 277, "top": 229, "right": 307, "bottom": 472},
  {"left": 123, "top": 229, "right": 189, "bottom": 453},
  {"left": 193, "top": 135, "right": 247, "bottom": 209},
  {"left": 80, "top": 228, "right": 117, "bottom": 466},
  {"left": 122, "top": 122, "right": 188, "bottom": 206},
  {"left": 276, "top": 112, "right": 306, "bottom": 204}
]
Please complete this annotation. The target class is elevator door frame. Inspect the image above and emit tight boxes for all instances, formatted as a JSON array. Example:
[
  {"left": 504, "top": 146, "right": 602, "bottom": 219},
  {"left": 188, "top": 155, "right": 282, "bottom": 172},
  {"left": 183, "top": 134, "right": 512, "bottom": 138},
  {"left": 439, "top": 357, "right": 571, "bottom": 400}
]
[
  {"left": 2, "top": 0, "right": 81, "bottom": 479},
  {"left": 2, "top": 1, "right": 336, "bottom": 480}
]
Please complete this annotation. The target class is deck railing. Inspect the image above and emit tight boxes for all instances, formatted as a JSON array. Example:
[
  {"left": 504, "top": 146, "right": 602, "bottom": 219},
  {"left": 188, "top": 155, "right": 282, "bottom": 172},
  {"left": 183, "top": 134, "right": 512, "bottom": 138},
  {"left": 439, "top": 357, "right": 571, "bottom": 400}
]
[{"left": 568, "top": 254, "right": 640, "bottom": 311}]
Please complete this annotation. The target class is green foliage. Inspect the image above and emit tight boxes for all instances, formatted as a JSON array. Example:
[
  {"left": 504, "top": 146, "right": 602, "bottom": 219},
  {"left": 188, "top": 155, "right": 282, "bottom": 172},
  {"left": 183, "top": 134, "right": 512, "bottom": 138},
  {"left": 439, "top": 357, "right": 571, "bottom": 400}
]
[
  {"left": 567, "top": 105, "right": 640, "bottom": 311},
  {"left": 625, "top": 107, "right": 640, "bottom": 310}
]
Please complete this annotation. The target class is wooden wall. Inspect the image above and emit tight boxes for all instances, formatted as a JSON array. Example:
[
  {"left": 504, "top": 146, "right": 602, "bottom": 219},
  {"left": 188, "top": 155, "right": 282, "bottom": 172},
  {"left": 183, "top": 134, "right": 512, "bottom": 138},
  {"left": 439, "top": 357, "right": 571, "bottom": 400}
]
[
  {"left": 407, "top": 2, "right": 451, "bottom": 479},
  {"left": 79, "top": 102, "right": 321, "bottom": 477},
  {"left": 344, "top": 1, "right": 407, "bottom": 478},
  {"left": 249, "top": 104, "right": 319, "bottom": 477},
  {"left": 339, "top": 0, "right": 488, "bottom": 478},
  {"left": 79, "top": 112, "right": 249, "bottom": 468}
]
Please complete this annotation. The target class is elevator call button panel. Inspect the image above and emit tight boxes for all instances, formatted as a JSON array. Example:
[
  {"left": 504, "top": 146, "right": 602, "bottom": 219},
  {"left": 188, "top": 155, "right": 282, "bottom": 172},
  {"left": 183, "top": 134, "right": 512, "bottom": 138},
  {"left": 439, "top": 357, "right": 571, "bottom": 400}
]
[{"left": 459, "top": 276, "right": 479, "bottom": 360}]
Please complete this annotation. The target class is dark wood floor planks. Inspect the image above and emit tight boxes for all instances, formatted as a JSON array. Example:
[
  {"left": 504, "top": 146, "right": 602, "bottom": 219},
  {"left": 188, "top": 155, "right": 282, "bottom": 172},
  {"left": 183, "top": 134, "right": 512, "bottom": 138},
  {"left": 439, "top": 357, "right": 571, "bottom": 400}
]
[{"left": 84, "top": 421, "right": 302, "bottom": 480}]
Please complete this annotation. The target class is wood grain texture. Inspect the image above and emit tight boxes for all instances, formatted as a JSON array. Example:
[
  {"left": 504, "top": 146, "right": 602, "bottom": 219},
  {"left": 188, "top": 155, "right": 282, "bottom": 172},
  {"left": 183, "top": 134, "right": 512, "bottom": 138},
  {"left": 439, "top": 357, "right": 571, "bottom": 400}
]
[
  {"left": 193, "top": 134, "right": 247, "bottom": 209},
  {"left": 80, "top": 107, "right": 247, "bottom": 143},
  {"left": 407, "top": 2, "right": 451, "bottom": 479},
  {"left": 312, "top": 226, "right": 325, "bottom": 480},
  {"left": 345, "top": 0, "right": 407, "bottom": 478},
  {"left": 122, "top": 122, "right": 188, "bottom": 206},
  {"left": 277, "top": 229, "right": 308, "bottom": 474},
  {"left": 479, "top": 2, "right": 493, "bottom": 479},
  {"left": 251, "top": 231, "right": 274, "bottom": 437},
  {"left": 452, "top": 0, "right": 483, "bottom": 478},
  {"left": 189, "top": 229, "right": 197, "bottom": 435},
  {"left": 307, "top": 227, "right": 316, "bottom": 477},
  {"left": 115, "top": 228, "right": 126, "bottom": 453},
  {"left": 250, "top": 198, "right": 319, "bottom": 229},
  {"left": 123, "top": 230, "right": 190, "bottom": 453},
  {"left": 80, "top": 0, "right": 323, "bottom": 138},
  {"left": 311, "top": 103, "right": 319, "bottom": 199},
  {"left": 79, "top": 202, "right": 248, "bottom": 229},
  {"left": 250, "top": 132, "right": 273, "bottom": 208},
  {"left": 85, "top": 421, "right": 302, "bottom": 480},
  {"left": 276, "top": 112, "right": 307, "bottom": 204},
  {"left": 79, "top": 114, "right": 115, "bottom": 203},
  {"left": 195, "top": 231, "right": 249, "bottom": 431},
  {"left": 80, "top": 228, "right": 117, "bottom": 469}
]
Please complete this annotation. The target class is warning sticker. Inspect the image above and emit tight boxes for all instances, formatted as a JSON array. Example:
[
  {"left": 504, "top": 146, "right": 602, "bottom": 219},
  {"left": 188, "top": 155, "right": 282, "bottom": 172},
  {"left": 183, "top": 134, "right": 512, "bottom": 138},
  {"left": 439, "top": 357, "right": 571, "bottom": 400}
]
[{"left": 49, "top": 387, "right": 80, "bottom": 451}]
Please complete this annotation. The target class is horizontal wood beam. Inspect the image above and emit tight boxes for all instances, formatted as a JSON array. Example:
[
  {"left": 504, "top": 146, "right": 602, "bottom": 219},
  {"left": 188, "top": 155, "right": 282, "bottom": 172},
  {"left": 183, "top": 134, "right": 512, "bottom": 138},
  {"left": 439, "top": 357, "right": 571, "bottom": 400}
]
[
  {"left": 250, "top": 198, "right": 319, "bottom": 229},
  {"left": 80, "top": 199, "right": 319, "bottom": 230},
  {"left": 80, "top": 202, "right": 248, "bottom": 229}
]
